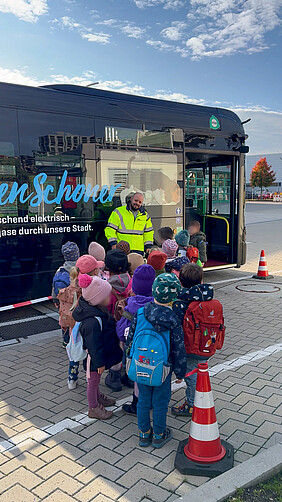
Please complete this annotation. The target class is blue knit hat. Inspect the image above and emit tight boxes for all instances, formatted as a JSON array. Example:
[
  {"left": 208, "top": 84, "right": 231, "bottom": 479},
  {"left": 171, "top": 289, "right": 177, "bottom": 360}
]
[
  {"left": 152, "top": 273, "right": 181, "bottom": 304},
  {"left": 61, "top": 241, "right": 80, "bottom": 262},
  {"left": 175, "top": 230, "right": 190, "bottom": 247}
]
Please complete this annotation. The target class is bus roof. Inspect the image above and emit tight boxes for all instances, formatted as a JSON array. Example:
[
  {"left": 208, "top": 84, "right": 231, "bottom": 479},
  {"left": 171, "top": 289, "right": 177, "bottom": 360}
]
[{"left": 0, "top": 82, "right": 246, "bottom": 137}]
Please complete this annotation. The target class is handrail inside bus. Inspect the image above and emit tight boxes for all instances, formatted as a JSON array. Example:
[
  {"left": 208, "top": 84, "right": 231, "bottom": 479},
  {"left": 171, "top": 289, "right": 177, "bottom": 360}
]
[{"left": 206, "top": 214, "right": 230, "bottom": 244}]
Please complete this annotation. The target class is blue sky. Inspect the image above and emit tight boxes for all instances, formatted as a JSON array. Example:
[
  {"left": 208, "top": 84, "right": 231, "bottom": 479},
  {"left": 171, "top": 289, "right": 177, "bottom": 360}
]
[{"left": 0, "top": 0, "right": 282, "bottom": 154}]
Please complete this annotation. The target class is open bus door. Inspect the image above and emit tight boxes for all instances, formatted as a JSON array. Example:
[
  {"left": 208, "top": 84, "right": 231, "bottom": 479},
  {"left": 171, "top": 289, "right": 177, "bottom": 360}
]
[{"left": 185, "top": 154, "right": 239, "bottom": 270}]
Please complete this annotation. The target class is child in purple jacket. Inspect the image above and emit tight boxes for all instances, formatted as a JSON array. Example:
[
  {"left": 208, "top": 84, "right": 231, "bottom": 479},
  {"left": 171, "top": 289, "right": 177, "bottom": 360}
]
[{"left": 117, "top": 264, "right": 156, "bottom": 415}]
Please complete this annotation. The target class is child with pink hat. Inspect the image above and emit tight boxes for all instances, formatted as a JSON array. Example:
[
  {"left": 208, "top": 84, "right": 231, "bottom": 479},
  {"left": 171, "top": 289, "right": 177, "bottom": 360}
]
[{"left": 72, "top": 274, "right": 123, "bottom": 420}]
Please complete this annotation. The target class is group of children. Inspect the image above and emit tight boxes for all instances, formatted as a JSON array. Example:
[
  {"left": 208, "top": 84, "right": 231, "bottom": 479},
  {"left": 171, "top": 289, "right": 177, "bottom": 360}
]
[{"left": 52, "top": 219, "right": 225, "bottom": 449}]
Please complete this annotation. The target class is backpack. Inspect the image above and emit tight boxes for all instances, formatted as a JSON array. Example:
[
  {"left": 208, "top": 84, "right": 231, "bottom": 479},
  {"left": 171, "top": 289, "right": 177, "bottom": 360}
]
[
  {"left": 112, "top": 284, "right": 133, "bottom": 321},
  {"left": 58, "top": 285, "right": 81, "bottom": 329},
  {"left": 126, "top": 307, "right": 171, "bottom": 387},
  {"left": 114, "top": 297, "right": 134, "bottom": 323},
  {"left": 53, "top": 267, "right": 70, "bottom": 297},
  {"left": 186, "top": 247, "right": 199, "bottom": 263},
  {"left": 66, "top": 317, "right": 102, "bottom": 363},
  {"left": 183, "top": 299, "right": 225, "bottom": 357}
]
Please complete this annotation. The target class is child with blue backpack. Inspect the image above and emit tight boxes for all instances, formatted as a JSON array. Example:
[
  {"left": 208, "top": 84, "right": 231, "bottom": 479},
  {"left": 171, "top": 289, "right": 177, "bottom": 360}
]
[
  {"left": 124, "top": 273, "right": 186, "bottom": 448},
  {"left": 116, "top": 264, "right": 156, "bottom": 415}
]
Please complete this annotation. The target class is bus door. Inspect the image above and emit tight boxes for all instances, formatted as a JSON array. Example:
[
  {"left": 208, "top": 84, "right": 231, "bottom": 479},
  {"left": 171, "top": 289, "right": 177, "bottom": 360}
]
[{"left": 185, "top": 155, "right": 238, "bottom": 268}]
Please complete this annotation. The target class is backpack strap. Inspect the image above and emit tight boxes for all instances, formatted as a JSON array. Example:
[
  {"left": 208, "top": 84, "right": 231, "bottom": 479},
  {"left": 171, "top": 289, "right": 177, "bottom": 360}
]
[
  {"left": 94, "top": 316, "right": 103, "bottom": 330},
  {"left": 122, "top": 310, "right": 134, "bottom": 321}
]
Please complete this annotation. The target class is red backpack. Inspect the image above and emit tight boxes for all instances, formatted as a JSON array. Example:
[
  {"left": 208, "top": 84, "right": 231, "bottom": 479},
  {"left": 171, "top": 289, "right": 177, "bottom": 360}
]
[
  {"left": 186, "top": 247, "right": 199, "bottom": 263},
  {"left": 183, "top": 299, "right": 225, "bottom": 357}
]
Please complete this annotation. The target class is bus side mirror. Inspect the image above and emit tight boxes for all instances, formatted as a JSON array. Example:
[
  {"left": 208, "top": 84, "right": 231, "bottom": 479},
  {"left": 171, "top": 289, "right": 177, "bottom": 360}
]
[{"left": 239, "top": 145, "right": 249, "bottom": 153}]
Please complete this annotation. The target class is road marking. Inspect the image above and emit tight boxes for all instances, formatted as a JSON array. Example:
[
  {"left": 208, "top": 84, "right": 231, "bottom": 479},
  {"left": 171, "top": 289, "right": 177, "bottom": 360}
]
[
  {"left": 211, "top": 275, "right": 253, "bottom": 285},
  {"left": 0, "top": 313, "right": 59, "bottom": 328},
  {"left": 0, "top": 342, "right": 281, "bottom": 453}
]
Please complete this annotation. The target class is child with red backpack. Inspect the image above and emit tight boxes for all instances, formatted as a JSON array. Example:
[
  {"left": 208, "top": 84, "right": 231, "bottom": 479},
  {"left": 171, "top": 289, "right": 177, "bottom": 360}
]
[
  {"left": 104, "top": 249, "right": 133, "bottom": 391},
  {"left": 171, "top": 263, "right": 225, "bottom": 416}
]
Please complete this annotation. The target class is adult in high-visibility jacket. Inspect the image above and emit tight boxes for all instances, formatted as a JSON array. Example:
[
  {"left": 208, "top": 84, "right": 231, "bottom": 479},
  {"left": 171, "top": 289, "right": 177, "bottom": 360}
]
[{"left": 105, "top": 192, "right": 154, "bottom": 255}]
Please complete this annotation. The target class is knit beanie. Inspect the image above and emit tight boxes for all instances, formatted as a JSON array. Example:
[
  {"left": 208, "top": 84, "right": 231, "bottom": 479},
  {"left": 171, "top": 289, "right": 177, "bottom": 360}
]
[
  {"left": 116, "top": 240, "right": 130, "bottom": 255},
  {"left": 79, "top": 274, "right": 112, "bottom": 306},
  {"left": 105, "top": 249, "right": 129, "bottom": 274},
  {"left": 127, "top": 253, "right": 144, "bottom": 273},
  {"left": 76, "top": 254, "right": 104, "bottom": 275},
  {"left": 61, "top": 241, "right": 80, "bottom": 262},
  {"left": 175, "top": 230, "right": 190, "bottom": 248},
  {"left": 147, "top": 250, "right": 167, "bottom": 271},
  {"left": 88, "top": 242, "right": 105, "bottom": 262},
  {"left": 132, "top": 264, "right": 155, "bottom": 296},
  {"left": 162, "top": 239, "right": 178, "bottom": 259},
  {"left": 152, "top": 273, "right": 181, "bottom": 304}
]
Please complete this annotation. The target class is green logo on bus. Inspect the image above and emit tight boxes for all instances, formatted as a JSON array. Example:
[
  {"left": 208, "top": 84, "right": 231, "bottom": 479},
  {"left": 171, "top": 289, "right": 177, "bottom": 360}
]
[{"left": 210, "top": 115, "right": 220, "bottom": 130}]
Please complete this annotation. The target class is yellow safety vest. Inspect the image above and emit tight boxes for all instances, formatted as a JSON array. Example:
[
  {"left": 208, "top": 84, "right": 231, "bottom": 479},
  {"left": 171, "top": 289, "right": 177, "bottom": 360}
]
[{"left": 105, "top": 205, "right": 154, "bottom": 253}]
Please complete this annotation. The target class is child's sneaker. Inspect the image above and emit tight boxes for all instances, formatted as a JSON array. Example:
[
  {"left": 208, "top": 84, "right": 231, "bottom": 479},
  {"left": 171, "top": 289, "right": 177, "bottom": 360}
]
[
  {"left": 152, "top": 428, "right": 172, "bottom": 449},
  {"left": 171, "top": 400, "right": 193, "bottom": 416},
  {"left": 122, "top": 394, "right": 138, "bottom": 416},
  {"left": 139, "top": 429, "right": 153, "bottom": 447},
  {"left": 67, "top": 379, "right": 77, "bottom": 390}
]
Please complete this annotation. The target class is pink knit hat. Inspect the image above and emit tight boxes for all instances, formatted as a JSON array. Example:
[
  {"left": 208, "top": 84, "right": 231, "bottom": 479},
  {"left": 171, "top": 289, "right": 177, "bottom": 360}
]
[
  {"left": 162, "top": 239, "right": 178, "bottom": 259},
  {"left": 88, "top": 242, "right": 105, "bottom": 262},
  {"left": 76, "top": 254, "right": 104, "bottom": 274},
  {"left": 79, "top": 274, "right": 112, "bottom": 306}
]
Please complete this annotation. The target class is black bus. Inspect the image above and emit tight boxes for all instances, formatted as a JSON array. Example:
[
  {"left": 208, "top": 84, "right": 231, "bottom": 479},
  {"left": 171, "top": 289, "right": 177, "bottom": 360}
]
[{"left": 0, "top": 82, "right": 248, "bottom": 308}]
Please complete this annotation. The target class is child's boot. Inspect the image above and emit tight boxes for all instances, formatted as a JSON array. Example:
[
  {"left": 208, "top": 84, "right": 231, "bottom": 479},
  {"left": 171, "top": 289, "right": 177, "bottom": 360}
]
[
  {"left": 88, "top": 404, "right": 113, "bottom": 420},
  {"left": 121, "top": 372, "right": 134, "bottom": 389},
  {"left": 98, "top": 394, "right": 116, "bottom": 407},
  {"left": 122, "top": 393, "right": 138, "bottom": 415},
  {"left": 105, "top": 369, "right": 122, "bottom": 392},
  {"left": 152, "top": 428, "right": 172, "bottom": 449},
  {"left": 171, "top": 400, "right": 193, "bottom": 417},
  {"left": 139, "top": 429, "right": 153, "bottom": 447}
]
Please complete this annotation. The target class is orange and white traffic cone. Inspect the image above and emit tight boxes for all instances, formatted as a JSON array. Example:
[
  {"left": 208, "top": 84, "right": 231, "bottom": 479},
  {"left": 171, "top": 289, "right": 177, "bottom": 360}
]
[
  {"left": 253, "top": 250, "right": 273, "bottom": 280},
  {"left": 175, "top": 362, "right": 234, "bottom": 477}
]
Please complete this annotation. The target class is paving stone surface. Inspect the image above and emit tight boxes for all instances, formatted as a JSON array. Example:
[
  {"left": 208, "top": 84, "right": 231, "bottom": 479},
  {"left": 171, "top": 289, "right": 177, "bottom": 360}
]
[{"left": 0, "top": 212, "right": 282, "bottom": 501}]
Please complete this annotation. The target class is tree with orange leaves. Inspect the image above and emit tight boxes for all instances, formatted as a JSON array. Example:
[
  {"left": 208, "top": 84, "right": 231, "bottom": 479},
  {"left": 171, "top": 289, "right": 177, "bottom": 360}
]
[{"left": 250, "top": 157, "right": 276, "bottom": 197}]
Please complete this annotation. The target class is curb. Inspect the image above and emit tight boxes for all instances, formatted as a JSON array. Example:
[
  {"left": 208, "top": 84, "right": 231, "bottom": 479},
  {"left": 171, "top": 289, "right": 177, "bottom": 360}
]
[{"left": 176, "top": 442, "right": 282, "bottom": 502}]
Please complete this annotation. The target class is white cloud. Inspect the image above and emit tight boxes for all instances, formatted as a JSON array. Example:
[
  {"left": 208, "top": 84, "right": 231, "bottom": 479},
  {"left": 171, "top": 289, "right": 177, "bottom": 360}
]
[
  {"left": 121, "top": 23, "right": 146, "bottom": 39},
  {"left": 161, "top": 21, "right": 186, "bottom": 40},
  {"left": 146, "top": 39, "right": 174, "bottom": 50},
  {"left": 0, "top": 0, "right": 48, "bottom": 23},
  {"left": 152, "top": 90, "right": 206, "bottom": 105},
  {"left": 55, "top": 16, "right": 111, "bottom": 44},
  {"left": 185, "top": 0, "right": 282, "bottom": 59},
  {"left": 81, "top": 32, "right": 111, "bottom": 44},
  {"left": 134, "top": 0, "right": 185, "bottom": 9},
  {"left": 96, "top": 19, "right": 118, "bottom": 26}
]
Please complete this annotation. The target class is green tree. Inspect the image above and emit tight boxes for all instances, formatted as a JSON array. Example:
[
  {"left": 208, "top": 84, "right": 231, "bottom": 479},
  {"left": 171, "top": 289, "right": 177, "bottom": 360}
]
[{"left": 250, "top": 157, "right": 276, "bottom": 197}]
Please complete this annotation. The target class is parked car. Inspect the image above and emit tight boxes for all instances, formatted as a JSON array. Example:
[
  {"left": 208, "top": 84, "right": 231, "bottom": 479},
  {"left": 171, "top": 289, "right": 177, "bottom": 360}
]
[{"left": 258, "top": 191, "right": 274, "bottom": 200}]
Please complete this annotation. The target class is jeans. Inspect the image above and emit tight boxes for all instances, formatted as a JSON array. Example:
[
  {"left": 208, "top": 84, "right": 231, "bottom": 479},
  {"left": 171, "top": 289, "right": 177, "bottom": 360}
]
[
  {"left": 87, "top": 372, "right": 101, "bottom": 408},
  {"left": 63, "top": 328, "right": 80, "bottom": 382},
  {"left": 185, "top": 357, "right": 208, "bottom": 406},
  {"left": 137, "top": 374, "right": 171, "bottom": 435}
]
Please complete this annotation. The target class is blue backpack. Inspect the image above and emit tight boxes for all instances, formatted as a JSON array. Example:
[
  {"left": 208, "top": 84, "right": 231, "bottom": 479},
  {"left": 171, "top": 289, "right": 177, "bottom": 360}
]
[
  {"left": 126, "top": 307, "right": 171, "bottom": 387},
  {"left": 53, "top": 267, "right": 70, "bottom": 297}
]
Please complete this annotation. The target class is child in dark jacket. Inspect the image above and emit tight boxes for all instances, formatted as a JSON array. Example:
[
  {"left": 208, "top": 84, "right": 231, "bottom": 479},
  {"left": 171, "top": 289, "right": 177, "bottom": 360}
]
[
  {"left": 175, "top": 230, "right": 190, "bottom": 257},
  {"left": 172, "top": 263, "right": 213, "bottom": 417},
  {"left": 105, "top": 249, "right": 133, "bottom": 391},
  {"left": 72, "top": 274, "right": 123, "bottom": 420},
  {"left": 188, "top": 221, "right": 207, "bottom": 264},
  {"left": 124, "top": 273, "right": 186, "bottom": 448},
  {"left": 116, "top": 264, "right": 156, "bottom": 415}
]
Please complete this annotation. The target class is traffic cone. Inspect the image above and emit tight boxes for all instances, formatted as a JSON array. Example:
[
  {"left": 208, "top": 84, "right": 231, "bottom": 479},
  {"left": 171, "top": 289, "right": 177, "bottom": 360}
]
[
  {"left": 253, "top": 250, "right": 273, "bottom": 280},
  {"left": 175, "top": 362, "right": 234, "bottom": 477}
]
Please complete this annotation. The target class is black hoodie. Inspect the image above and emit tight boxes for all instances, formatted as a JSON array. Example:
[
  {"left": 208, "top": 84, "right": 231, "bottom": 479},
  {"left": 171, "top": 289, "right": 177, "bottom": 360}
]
[{"left": 72, "top": 297, "right": 122, "bottom": 371}]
